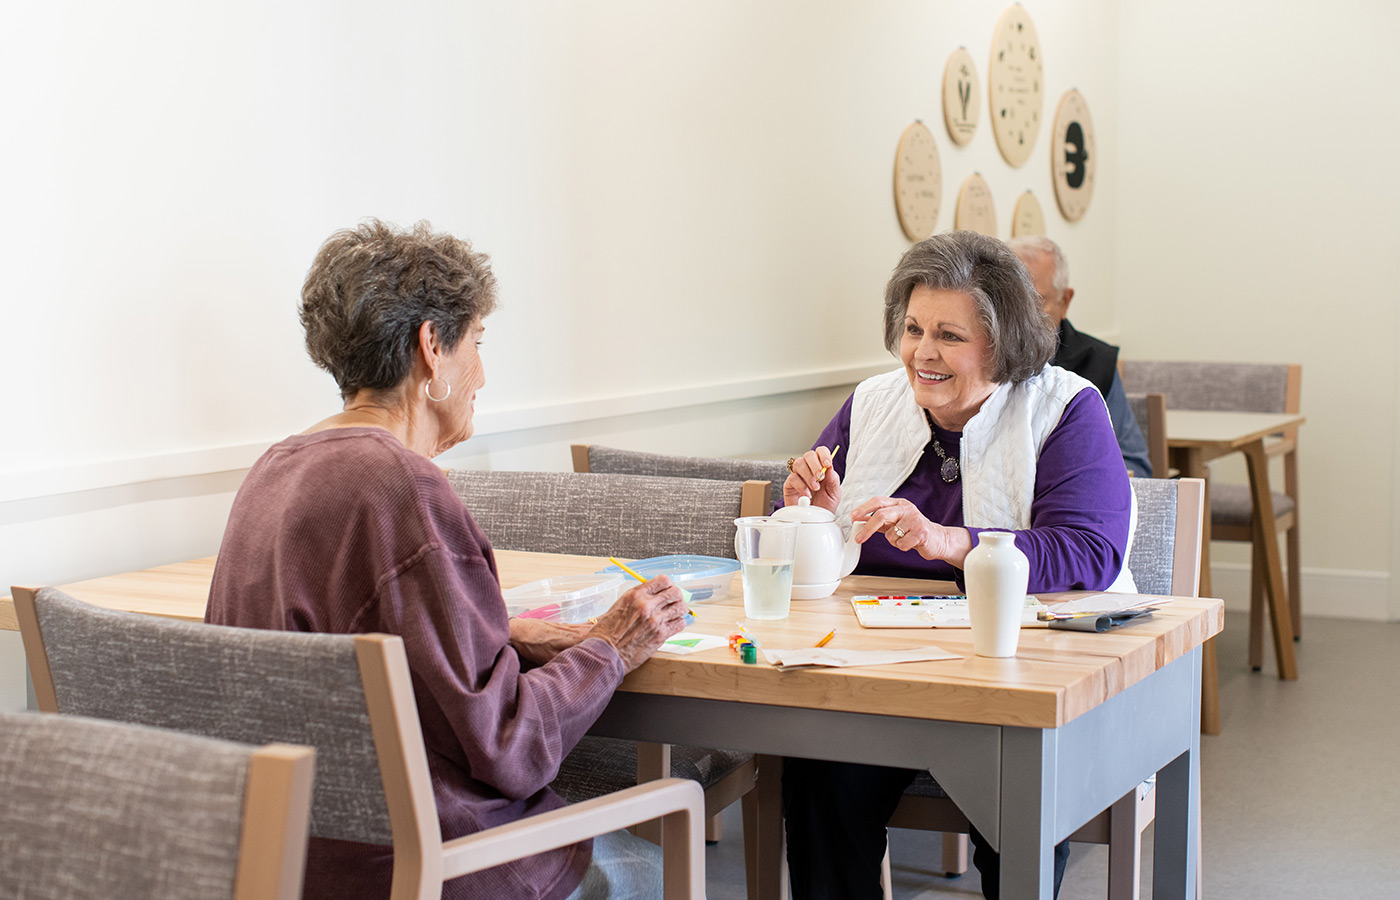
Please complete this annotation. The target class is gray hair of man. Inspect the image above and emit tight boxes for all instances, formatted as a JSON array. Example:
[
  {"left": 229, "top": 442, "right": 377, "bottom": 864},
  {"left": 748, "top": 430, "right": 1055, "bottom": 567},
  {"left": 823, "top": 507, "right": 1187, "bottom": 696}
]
[
  {"left": 1006, "top": 234, "right": 1069, "bottom": 296},
  {"left": 300, "top": 219, "right": 498, "bottom": 400},
  {"left": 882, "top": 230, "right": 1057, "bottom": 385}
]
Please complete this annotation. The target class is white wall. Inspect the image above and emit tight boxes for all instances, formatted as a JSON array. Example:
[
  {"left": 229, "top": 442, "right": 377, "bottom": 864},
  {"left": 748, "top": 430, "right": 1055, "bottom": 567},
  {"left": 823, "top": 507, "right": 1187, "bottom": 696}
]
[
  {"left": 2, "top": 0, "right": 1126, "bottom": 711},
  {"left": 1115, "top": 0, "right": 1400, "bottom": 621}
]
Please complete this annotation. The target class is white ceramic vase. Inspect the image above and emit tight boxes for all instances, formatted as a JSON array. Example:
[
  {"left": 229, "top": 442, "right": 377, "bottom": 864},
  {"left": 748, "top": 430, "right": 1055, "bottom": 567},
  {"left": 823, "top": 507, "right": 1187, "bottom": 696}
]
[{"left": 964, "top": 531, "right": 1029, "bottom": 658}]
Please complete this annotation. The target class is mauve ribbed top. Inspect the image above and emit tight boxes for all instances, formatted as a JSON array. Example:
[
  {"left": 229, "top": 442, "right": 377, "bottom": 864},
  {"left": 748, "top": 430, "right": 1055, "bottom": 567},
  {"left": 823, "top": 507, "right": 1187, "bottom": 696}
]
[{"left": 208, "top": 427, "right": 623, "bottom": 900}]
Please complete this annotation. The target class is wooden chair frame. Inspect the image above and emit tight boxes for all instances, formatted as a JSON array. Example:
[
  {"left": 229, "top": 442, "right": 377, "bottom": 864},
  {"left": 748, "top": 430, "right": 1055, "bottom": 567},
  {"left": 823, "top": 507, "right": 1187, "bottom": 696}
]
[
  {"left": 234, "top": 744, "right": 317, "bottom": 900},
  {"left": 1119, "top": 361, "right": 1303, "bottom": 670},
  {"left": 1207, "top": 364, "right": 1302, "bottom": 668},
  {"left": 13, "top": 588, "right": 708, "bottom": 900},
  {"left": 878, "top": 478, "right": 1205, "bottom": 900}
]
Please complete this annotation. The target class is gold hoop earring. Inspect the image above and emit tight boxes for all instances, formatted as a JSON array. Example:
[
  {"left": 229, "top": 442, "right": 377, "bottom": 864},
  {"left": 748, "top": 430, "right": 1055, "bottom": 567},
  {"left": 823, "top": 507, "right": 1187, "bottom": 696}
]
[{"left": 425, "top": 377, "right": 451, "bottom": 402}]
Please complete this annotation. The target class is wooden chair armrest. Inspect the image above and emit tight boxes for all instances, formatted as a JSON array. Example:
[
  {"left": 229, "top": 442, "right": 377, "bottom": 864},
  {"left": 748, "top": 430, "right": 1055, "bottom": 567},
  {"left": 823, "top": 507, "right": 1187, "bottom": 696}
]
[
  {"left": 1263, "top": 436, "right": 1296, "bottom": 458},
  {"left": 441, "top": 778, "right": 704, "bottom": 889}
]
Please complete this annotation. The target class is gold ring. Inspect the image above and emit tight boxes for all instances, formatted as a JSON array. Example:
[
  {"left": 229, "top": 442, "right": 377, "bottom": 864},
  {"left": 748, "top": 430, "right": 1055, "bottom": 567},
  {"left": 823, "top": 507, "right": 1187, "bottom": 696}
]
[
  {"left": 786, "top": 457, "right": 797, "bottom": 473},
  {"left": 893, "top": 525, "right": 907, "bottom": 539}
]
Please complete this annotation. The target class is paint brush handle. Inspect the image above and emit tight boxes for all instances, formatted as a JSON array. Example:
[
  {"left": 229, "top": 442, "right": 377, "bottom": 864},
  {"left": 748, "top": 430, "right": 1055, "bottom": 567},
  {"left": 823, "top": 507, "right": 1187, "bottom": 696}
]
[{"left": 609, "top": 557, "right": 695, "bottom": 610}]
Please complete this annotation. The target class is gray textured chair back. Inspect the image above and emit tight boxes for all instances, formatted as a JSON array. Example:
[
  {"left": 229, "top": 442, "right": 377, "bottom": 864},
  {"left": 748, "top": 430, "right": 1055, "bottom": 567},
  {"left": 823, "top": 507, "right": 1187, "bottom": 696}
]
[
  {"left": 1119, "top": 360, "right": 1292, "bottom": 413},
  {"left": 0, "top": 711, "right": 314, "bottom": 900},
  {"left": 1127, "top": 477, "right": 1204, "bottom": 597},
  {"left": 445, "top": 469, "right": 756, "bottom": 559},
  {"left": 574, "top": 443, "right": 789, "bottom": 511},
  {"left": 19, "top": 588, "right": 402, "bottom": 847}
]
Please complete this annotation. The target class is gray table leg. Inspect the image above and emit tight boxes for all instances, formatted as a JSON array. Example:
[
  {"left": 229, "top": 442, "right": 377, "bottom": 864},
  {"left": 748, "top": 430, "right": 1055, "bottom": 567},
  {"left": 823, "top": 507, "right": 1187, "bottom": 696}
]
[
  {"left": 990, "top": 647, "right": 1203, "bottom": 900},
  {"left": 1153, "top": 648, "right": 1202, "bottom": 900},
  {"left": 999, "top": 726, "right": 1057, "bottom": 899}
]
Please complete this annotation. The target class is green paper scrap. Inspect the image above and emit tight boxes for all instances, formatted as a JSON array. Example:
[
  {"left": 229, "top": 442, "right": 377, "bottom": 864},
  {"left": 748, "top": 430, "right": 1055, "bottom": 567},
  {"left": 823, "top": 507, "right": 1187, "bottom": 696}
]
[{"left": 657, "top": 632, "right": 727, "bottom": 655}]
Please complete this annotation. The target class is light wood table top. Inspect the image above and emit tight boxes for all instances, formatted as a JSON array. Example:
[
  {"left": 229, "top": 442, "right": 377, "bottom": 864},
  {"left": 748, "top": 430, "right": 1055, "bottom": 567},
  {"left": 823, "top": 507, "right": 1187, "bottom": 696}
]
[
  {"left": 1165, "top": 410, "right": 1305, "bottom": 452},
  {"left": 2, "top": 557, "right": 218, "bottom": 631},
  {"left": 5, "top": 550, "right": 1222, "bottom": 731}
]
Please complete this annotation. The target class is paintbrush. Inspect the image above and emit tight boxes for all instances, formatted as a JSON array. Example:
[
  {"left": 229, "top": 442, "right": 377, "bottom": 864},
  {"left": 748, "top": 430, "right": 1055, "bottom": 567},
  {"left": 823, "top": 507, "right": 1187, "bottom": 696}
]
[
  {"left": 608, "top": 556, "right": 696, "bottom": 614},
  {"left": 821, "top": 444, "right": 841, "bottom": 477}
]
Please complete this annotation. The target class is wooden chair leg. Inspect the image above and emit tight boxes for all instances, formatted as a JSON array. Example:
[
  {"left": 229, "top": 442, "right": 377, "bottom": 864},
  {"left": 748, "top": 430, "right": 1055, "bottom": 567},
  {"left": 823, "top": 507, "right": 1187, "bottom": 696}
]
[
  {"left": 1243, "top": 442, "right": 1297, "bottom": 679},
  {"left": 707, "top": 812, "right": 724, "bottom": 843},
  {"left": 1248, "top": 539, "right": 1266, "bottom": 672},
  {"left": 753, "top": 756, "right": 786, "bottom": 900},
  {"left": 941, "top": 832, "right": 967, "bottom": 875},
  {"left": 1286, "top": 524, "right": 1302, "bottom": 641},
  {"left": 741, "top": 791, "right": 759, "bottom": 900},
  {"left": 1284, "top": 439, "right": 1301, "bottom": 642},
  {"left": 633, "top": 742, "right": 670, "bottom": 844}
]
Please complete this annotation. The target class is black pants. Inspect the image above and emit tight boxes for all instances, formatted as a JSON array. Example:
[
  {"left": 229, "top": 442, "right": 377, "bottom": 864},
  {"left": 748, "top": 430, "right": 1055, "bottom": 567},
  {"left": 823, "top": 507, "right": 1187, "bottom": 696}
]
[{"left": 781, "top": 757, "right": 1070, "bottom": 900}]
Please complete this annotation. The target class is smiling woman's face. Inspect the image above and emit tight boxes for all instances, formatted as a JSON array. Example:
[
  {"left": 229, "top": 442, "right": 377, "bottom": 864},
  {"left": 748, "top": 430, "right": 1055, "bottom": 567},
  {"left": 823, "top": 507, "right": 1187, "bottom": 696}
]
[{"left": 899, "top": 286, "right": 998, "bottom": 431}]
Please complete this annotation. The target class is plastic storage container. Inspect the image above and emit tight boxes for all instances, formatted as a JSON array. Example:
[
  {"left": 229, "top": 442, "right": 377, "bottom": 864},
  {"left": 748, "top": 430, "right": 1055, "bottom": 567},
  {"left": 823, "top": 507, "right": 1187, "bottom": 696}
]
[
  {"left": 594, "top": 555, "right": 740, "bottom": 602},
  {"left": 503, "top": 574, "right": 624, "bottom": 623}
]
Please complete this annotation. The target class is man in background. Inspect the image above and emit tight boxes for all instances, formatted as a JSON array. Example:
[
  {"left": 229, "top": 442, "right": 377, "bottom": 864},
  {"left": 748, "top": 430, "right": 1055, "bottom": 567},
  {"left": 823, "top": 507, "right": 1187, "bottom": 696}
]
[{"left": 1010, "top": 235, "right": 1153, "bottom": 477}]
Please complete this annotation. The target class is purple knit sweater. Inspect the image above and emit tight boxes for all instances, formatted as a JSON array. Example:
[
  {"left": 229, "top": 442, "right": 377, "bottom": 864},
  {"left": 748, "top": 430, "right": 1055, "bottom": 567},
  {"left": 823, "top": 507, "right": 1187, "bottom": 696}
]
[
  {"left": 207, "top": 428, "right": 624, "bottom": 900},
  {"left": 803, "top": 386, "right": 1132, "bottom": 592}
]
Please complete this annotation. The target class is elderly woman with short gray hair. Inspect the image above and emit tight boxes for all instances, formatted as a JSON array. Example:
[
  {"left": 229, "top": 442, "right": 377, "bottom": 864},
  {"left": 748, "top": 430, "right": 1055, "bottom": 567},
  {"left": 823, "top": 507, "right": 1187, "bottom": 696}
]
[
  {"left": 780, "top": 230, "right": 1135, "bottom": 900},
  {"left": 207, "top": 219, "right": 687, "bottom": 900}
]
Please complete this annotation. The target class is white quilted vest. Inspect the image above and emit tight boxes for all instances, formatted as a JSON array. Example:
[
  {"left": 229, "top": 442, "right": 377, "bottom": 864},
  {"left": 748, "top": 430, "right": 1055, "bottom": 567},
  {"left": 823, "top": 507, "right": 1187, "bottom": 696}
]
[{"left": 836, "top": 366, "right": 1137, "bottom": 592}]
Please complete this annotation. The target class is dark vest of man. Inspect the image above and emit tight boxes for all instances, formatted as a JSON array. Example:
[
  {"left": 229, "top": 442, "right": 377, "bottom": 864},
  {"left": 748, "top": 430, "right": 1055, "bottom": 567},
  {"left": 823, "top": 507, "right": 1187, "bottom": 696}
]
[{"left": 1053, "top": 319, "right": 1117, "bottom": 398}]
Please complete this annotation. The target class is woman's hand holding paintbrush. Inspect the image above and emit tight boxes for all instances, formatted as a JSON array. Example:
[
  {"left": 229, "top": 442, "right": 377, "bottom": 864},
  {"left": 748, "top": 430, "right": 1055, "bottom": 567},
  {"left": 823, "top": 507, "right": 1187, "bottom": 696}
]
[
  {"left": 587, "top": 573, "right": 690, "bottom": 672},
  {"left": 782, "top": 444, "right": 841, "bottom": 513}
]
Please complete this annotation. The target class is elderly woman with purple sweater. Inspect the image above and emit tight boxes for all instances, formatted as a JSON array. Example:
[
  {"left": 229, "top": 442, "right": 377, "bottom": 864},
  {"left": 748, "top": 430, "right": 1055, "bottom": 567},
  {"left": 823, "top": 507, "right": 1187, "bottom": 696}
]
[
  {"left": 780, "top": 231, "right": 1136, "bottom": 900},
  {"left": 206, "top": 220, "right": 687, "bottom": 900}
]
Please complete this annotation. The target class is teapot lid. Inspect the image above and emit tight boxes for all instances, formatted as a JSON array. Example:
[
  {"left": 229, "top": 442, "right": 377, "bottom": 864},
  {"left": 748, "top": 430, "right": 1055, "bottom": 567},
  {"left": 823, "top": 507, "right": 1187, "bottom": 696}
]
[{"left": 771, "top": 495, "right": 836, "bottom": 524}]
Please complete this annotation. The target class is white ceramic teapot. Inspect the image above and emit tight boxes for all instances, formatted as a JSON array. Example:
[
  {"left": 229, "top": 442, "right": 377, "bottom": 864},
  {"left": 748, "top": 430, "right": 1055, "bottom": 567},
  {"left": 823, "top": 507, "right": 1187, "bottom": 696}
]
[{"left": 770, "top": 496, "right": 863, "bottom": 599}]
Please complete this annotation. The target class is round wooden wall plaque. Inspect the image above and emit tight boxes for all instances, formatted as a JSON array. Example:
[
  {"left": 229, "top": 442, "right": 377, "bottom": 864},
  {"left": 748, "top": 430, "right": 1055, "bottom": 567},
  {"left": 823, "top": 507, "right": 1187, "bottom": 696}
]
[
  {"left": 893, "top": 121, "right": 943, "bottom": 241},
  {"left": 954, "top": 173, "right": 997, "bottom": 236},
  {"left": 1011, "top": 190, "right": 1046, "bottom": 236},
  {"left": 1051, "top": 89, "right": 1096, "bottom": 222},
  {"left": 942, "top": 47, "right": 980, "bottom": 146},
  {"left": 988, "top": 4, "right": 1043, "bottom": 168}
]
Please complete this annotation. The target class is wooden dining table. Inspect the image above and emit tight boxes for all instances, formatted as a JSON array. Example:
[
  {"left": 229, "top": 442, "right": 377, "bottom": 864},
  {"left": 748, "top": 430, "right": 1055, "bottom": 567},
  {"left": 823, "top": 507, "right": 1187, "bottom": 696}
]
[
  {"left": 5, "top": 549, "right": 1220, "bottom": 900},
  {"left": 1166, "top": 409, "right": 1304, "bottom": 735}
]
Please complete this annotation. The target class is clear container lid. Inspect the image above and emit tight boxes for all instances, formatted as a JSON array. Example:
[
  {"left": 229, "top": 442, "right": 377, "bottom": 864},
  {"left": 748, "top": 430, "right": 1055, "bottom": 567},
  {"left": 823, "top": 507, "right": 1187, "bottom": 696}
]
[
  {"left": 594, "top": 555, "right": 740, "bottom": 602},
  {"left": 594, "top": 554, "right": 739, "bottom": 582},
  {"left": 502, "top": 574, "right": 624, "bottom": 617}
]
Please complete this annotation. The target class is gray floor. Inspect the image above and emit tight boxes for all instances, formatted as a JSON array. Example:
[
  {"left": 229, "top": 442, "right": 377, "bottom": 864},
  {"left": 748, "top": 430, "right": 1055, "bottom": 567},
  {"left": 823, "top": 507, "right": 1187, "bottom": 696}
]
[{"left": 704, "top": 611, "right": 1400, "bottom": 898}]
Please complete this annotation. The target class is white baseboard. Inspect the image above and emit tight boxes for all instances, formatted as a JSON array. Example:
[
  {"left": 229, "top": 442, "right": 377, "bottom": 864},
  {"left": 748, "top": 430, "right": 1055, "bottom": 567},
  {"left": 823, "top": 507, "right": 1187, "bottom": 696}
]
[{"left": 1207, "top": 562, "right": 1392, "bottom": 622}]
